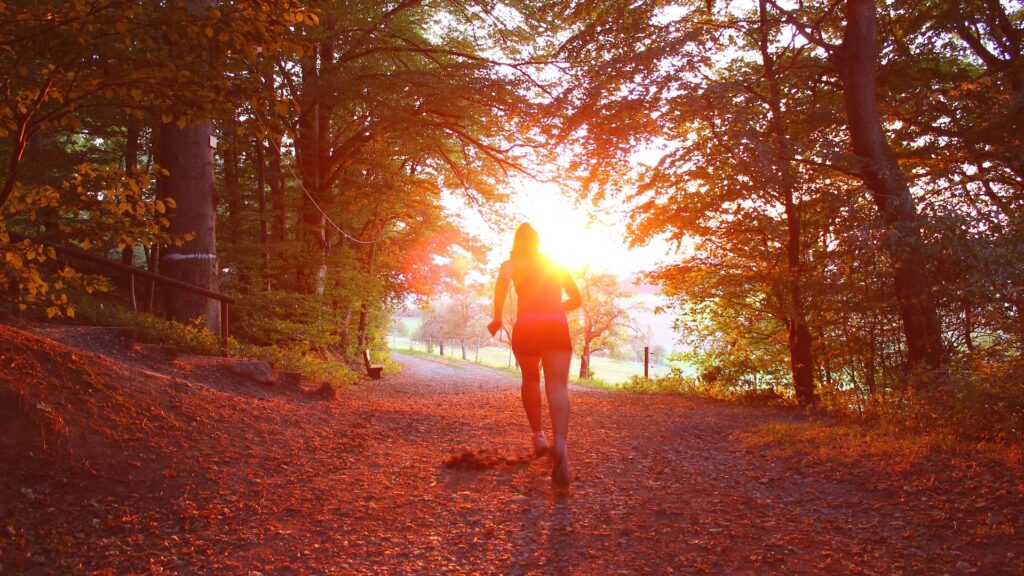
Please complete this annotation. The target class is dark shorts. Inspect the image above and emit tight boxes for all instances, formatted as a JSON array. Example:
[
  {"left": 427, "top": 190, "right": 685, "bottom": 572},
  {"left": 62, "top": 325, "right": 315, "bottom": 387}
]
[{"left": 511, "top": 320, "right": 572, "bottom": 357}]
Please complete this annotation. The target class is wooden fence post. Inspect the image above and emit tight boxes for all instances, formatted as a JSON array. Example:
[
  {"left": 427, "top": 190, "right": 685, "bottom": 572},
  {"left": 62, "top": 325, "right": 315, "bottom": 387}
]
[{"left": 644, "top": 346, "right": 650, "bottom": 378}]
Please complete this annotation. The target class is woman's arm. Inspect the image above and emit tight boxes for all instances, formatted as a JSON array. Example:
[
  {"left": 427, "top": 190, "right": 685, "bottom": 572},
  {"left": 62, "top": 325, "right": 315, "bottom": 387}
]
[
  {"left": 561, "top": 268, "right": 582, "bottom": 312},
  {"left": 488, "top": 261, "right": 512, "bottom": 336}
]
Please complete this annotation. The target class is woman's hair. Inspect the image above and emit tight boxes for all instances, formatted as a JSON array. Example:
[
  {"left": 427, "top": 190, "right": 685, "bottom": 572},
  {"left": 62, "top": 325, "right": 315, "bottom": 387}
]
[{"left": 510, "top": 223, "right": 540, "bottom": 259}]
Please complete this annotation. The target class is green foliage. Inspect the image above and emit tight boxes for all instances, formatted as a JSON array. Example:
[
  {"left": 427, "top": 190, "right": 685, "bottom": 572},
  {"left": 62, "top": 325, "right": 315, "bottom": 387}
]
[
  {"left": 80, "top": 299, "right": 358, "bottom": 386},
  {"left": 833, "top": 355, "right": 1024, "bottom": 443},
  {"left": 230, "top": 291, "right": 343, "bottom": 350},
  {"left": 621, "top": 370, "right": 707, "bottom": 396},
  {"left": 230, "top": 341, "right": 358, "bottom": 388},
  {"left": 569, "top": 269, "right": 638, "bottom": 377},
  {"left": 622, "top": 367, "right": 788, "bottom": 405},
  {"left": 80, "top": 298, "right": 224, "bottom": 356},
  {"left": 0, "top": 0, "right": 310, "bottom": 199},
  {"left": 550, "top": 0, "right": 1023, "bottom": 432},
  {"left": 4, "top": 0, "right": 1019, "bottom": 448},
  {"left": 1, "top": 164, "right": 186, "bottom": 318},
  {"left": 2, "top": 0, "right": 558, "bottom": 372}
]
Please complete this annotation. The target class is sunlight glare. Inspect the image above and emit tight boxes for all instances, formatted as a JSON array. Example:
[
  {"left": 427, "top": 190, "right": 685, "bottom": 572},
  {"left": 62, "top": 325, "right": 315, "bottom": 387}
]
[{"left": 504, "top": 183, "right": 646, "bottom": 275}]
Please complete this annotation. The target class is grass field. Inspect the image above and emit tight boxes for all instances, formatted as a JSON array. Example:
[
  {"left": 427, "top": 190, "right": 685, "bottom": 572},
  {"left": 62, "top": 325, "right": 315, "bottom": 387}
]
[{"left": 387, "top": 336, "right": 683, "bottom": 385}]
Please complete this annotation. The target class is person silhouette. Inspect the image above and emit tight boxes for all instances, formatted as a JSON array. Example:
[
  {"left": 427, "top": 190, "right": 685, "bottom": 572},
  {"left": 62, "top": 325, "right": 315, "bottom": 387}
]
[{"left": 488, "top": 223, "right": 581, "bottom": 489}]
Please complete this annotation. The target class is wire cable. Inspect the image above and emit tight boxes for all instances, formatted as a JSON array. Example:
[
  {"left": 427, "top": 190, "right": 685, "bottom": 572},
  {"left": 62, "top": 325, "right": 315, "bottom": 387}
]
[{"left": 251, "top": 110, "right": 376, "bottom": 245}]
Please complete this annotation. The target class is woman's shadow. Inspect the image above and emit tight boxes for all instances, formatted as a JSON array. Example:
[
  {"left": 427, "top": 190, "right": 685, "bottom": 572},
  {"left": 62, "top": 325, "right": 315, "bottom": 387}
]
[{"left": 546, "top": 495, "right": 578, "bottom": 571}]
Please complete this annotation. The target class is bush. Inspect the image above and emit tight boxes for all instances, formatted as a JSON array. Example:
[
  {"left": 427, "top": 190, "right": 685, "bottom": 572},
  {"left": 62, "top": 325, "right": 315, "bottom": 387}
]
[
  {"left": 230, "top": 291, "right": 343, "bottom": 349},
  {"left": 81, "top": 298, "right": 222, "bottom": 355},
  {"left": 813, "top": 351, "right": 1024, "bottom": 442},
  {"left": 79, "top": 299, "right": 358, "bottom": 387},
  {"left": 621, "top": 368, "right": 706, "bottom": 396},
  {"left": 1, "top": 164, "right": 187, "bottom": 319},
  {"left": 621, "top": 367, "right": 791, "bottom": 405}
]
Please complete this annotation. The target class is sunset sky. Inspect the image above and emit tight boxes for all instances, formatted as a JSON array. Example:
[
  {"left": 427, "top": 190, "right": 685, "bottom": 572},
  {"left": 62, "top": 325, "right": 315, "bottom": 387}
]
[
  {"left": 448, "top": 181, "right": 681, "bottom": 351},
  {"left": 459, "top": 180, "right": 675, "bottom": 279}
]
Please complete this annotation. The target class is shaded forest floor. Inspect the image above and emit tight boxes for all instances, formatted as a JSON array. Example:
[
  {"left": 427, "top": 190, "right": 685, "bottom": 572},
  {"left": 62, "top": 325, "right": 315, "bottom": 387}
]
[{"left": 1, "top": 323, "right": 1022, "bottom": 575}]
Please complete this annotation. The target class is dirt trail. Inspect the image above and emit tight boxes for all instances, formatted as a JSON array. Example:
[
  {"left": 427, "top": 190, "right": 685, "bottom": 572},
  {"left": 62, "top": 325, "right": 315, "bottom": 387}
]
[{"left": 2, "top": 326, "right": 1022, "bottom": 575}]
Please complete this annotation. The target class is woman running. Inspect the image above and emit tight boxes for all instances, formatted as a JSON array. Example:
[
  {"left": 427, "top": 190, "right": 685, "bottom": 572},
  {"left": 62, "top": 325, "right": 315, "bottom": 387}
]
[{"left": 488, "top": 223, "right": 581, "bottom": 489}]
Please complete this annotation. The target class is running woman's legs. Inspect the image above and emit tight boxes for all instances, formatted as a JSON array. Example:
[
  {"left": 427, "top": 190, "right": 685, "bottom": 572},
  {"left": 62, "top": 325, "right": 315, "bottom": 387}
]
[
  {"left": 541, "top": 348, "right": 572, "bottom": 487},
  {"left": 515, "top": 352, "right": 543, "bottom": 435}
]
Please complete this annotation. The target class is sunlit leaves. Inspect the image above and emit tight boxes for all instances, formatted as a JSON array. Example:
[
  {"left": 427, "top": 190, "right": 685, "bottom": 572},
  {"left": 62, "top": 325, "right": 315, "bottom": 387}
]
[
  {"left": 1, "top": 163, "right": 187, "bottom": 317},
  {"left": 0, "top": 0, "right": 313, "bottom": 206}
]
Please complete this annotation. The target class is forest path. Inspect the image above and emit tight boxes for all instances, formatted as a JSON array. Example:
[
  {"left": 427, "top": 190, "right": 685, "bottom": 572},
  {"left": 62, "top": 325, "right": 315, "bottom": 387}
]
[
  {"left": 3, "top": 326, "right": 1021, "bottom": 575},
  {"left": 328, "top": 353, "right": 1013, "bottom": 575}
]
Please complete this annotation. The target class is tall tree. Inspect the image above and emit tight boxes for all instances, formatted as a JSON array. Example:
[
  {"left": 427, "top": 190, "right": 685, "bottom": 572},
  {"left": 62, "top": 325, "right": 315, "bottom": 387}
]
[
  {"left": 572, "top": 271, "right": 636, "bottom": 379},
  {"left": 281, "top": 0, "right": 546, "bottom": 294},
  {"left": 158, "top": 120, "right": 219, "bottom": 329},
  {"left": 839, "top": 0, "right": 945, "bottom": 373},
  {"left": 158, "top": 0, "right": 219, "bottom": 331},
  {"left": 758, "top": 0, "right": 816, "bottom": 404}
]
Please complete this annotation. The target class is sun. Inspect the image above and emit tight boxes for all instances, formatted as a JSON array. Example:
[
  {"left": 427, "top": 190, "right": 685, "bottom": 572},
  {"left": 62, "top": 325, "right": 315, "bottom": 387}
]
[
  {"left": 505, "top": 184, "right": 638, "bottom": 274},
  {"left": 449, "top": 180, "right": 670, "bottom": 278}
]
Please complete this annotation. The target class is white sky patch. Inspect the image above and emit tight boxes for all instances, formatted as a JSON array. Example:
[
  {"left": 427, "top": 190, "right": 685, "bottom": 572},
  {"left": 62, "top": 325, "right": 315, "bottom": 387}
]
[{"left": 445, "top": 177, "right": 676, "bottom": 280}]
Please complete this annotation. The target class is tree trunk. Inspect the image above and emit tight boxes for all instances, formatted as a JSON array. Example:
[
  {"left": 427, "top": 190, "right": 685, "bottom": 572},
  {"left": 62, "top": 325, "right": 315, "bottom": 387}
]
[
  {"left": 461, "top": 342, "right": 467, "bottom": 360},
  {"left": 224, "top": 130, "right": 241, "bottom": 247},
  {"left": 295, "top": 41, "right": 337, "bottom": 295},
  {"left": 963, "top": 298, "right": 975, "bottom": 353},
  {"left": 122, "top": 114, "right": 141, "bottom": 310},
  {"left": 357, "top": 239, "right": 376, "bottom": 349},
  {"left": 267, "top": 137, "right": 286, "bottom": 244},
  {"left": 760, "top": 0, "right": 816, "bottom": 405},
  {"left": 145, "top": 244, "right": 160, "bottom": 313},
  {"left": 865, "top": 326, "right": 877, "bottom": 394},
  {"left": 579, "top": 341, "right": 591, "bottom": 379},
  {"left": 125, "top": 114, "right": 141, "bottom": 176},
  {"left": 158, "top": 120, "right": 219, "bottom": 332},
  {"left": 0, "top": 104, "right": 38, "bottom": 211},
  {"left": 839, "top": 0, "right": 945, "bottom": 374},
  {"left": 1014, "top": 301, "right": 1024, "bottom": 356},
  {"left": 256, "top": 138, "right": 270, "bottom": 290},
  {"left": 439, "top": 341, "right": 445, "bottom": 357}
]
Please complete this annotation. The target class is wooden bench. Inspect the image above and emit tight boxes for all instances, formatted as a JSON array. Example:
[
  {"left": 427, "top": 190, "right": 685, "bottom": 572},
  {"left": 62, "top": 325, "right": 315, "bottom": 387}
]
[{"left": 363, "top": 349, "right": 383, "bottom": 380}]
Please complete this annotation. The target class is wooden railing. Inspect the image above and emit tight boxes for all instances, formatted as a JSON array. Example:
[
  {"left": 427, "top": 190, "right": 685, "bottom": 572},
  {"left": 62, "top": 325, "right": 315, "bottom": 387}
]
[{"left": 7, "top": 232, "right": 235, "bottom": 350}]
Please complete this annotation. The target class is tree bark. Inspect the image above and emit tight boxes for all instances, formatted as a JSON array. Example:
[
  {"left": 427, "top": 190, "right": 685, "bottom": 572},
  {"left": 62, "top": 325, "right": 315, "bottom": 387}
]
[
  {"left": 266, "top": 136, "right": 286, "bottom": 245},
  {"left": 145, "top": 244, "right": 160, "bottom": 313},
  {"left": 579, "top": 340, "right": 591, "bottom": 379},
  {"left": 158, "top": 119, "right": 219, "bottom": 331},
  {"left": 122, "top": 115, "right": 141, "bottom": 309},
  {"left": 338, "top": 304, "right": 354, "bottom": 351},
  {"left": 356, "top": 239, "right": 377, "bottom": 350},
  {"left": 256, "top": 138, "right": 270, "bottom": 290},
  {"left": 760, "top": 0, "right": 816, "bottom": 405},
  {"left": 295, "top": 45, "right": 334, "bottom": 295},
  {"left": 839, "top": 0, "right": 945, "bottom": 374},
  {"left": 156, "top": 0, "right": 219, "bottom": 331},
  {"left": 224, "top": 129, "right": 241, "bottom": 247},
  {"left": 963, "top": 299, "right": 975, "bottom": 353}
]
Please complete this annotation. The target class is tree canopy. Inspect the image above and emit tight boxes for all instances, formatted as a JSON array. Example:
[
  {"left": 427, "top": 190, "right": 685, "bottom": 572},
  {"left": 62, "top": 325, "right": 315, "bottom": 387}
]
[{"left": 1, "top": 0, "right": 1022, "bottom": 428}]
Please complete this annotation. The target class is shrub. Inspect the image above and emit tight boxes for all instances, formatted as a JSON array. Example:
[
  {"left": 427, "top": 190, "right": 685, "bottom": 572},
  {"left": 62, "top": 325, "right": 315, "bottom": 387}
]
[
  {"left": 1, "top": 164, "right": 188, "bottom": 318},
  {"left": 621, "top": 367, "right": 791, "bottom": 405},
  {"left": 79, "top": 299, "right": 358, "bottom": 387},
  {"left": 621, "top": 368, "right": 707, "bottom": 396}
]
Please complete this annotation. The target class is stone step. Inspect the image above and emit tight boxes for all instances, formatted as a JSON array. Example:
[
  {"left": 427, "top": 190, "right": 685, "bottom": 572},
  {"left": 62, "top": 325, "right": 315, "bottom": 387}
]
[
  {"left": 274, "top": 370, "right": 306, "bottom": 389},
  {"left": 130, "top": 343, "right": 179, "bottom": 359},
  {"left": 226, "top": 360, "right": 275, "bottom": 385}
]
